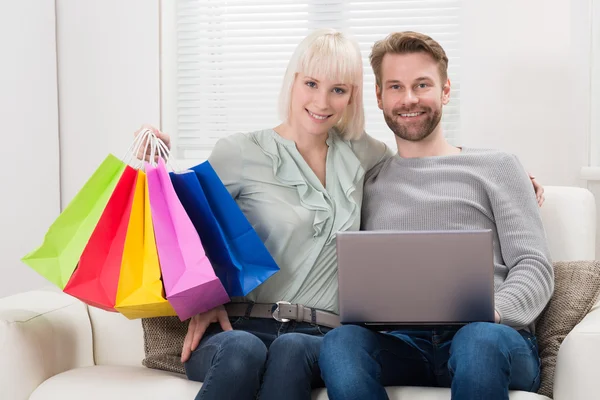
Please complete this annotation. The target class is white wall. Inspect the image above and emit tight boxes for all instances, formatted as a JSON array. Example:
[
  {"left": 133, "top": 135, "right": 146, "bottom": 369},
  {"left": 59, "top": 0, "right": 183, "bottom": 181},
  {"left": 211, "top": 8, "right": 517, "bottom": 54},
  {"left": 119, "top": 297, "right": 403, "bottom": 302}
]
[
  {"left": 56, "top": 0, "right": 161, "bottom": 206},
  {"left": 591, "top": 0, "right": 600, "bottom": 168},
  {"left": 460, "top": 0, "right": 589, "bottom": 187},
  {"left": 0, "top": 0, "right": 161, "bottom": 298},
  {"left": 0, "top": 1, "right": 61, "bottom": 297},
  {"left": 460, "top": 0, "right": 598, "bottom": 258},
  {"left": 590, "top": 1, "right": 600, "bottom": 257}
]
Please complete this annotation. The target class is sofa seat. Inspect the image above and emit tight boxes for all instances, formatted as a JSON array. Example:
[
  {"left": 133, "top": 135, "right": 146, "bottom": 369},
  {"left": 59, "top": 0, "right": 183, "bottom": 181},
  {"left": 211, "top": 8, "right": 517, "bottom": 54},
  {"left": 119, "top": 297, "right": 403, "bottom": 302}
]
[
  {"left": 28, "top": 365, "right": 551, "bottom": 400},
  {"left": 29, "top": 366, "right": 200, "bottom": 400}
]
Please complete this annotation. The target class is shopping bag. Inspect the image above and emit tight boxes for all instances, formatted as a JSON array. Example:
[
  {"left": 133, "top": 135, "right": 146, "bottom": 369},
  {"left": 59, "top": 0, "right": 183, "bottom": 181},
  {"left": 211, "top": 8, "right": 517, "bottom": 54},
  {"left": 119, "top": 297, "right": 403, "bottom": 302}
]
[
  {"left": 147, "top": 158, "right": 230, "bottom": 321},
  {"left": 171, "top": 162, "right": 279, "bottom": 296},
  {"left": 21, "top": 154, "right": 126, "bottom": 288},
  {"left": 63, "top": 165, "right": 138, "bottom": 311},
  {"left": 115, "top": 170, "right": 177, "bottom": 319}
]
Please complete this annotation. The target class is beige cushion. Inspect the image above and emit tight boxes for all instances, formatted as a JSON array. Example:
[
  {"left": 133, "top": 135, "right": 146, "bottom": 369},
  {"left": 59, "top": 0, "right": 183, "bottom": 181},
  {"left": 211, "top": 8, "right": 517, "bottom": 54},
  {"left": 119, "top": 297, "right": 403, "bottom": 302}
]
[
  {"left": 535, "top": 260, "right": 600, "bottom": 399},
  {"left": 142, "top": 316, "right": 187, "bottom": 375}
]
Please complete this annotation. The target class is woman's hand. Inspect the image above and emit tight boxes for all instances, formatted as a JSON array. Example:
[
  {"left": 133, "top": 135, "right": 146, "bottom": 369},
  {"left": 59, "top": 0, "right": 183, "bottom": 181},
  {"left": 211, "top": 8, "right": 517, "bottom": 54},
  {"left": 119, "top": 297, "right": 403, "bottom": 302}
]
[
  {"left": 134, "top": 124, "right": 172, "bottom": 162},
  {"left": 528, "top": 173, "right": 545, "bottom": 207},
  {"left": 180, "top": 305, "right": 233, "bottom": 363}
]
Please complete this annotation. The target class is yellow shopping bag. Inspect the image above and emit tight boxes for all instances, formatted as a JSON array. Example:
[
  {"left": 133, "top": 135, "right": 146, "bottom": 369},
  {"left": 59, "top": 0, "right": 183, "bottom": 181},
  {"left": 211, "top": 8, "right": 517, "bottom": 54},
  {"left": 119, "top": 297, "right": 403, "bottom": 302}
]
[{"left": 115, "top": 170, "right": 176, "bottom": 319}]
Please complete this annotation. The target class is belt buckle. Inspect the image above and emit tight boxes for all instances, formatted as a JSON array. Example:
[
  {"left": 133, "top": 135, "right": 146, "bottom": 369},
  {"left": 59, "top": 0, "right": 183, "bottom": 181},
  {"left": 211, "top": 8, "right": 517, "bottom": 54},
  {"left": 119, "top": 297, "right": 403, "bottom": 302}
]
[{"left": 272, "top": 301, "right": 291, "bottom": 323}]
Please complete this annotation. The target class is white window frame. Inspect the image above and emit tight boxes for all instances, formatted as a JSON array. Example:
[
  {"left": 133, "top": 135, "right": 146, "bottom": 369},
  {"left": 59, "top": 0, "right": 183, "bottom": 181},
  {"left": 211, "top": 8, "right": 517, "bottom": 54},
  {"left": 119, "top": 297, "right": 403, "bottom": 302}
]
[
  {"left": 160, "top": 0, "right": 183, "bottom": 162},
  {"left": 581, "top": 0, "right": 600, "bottom": 181},
  {"left": 159, "top": 0, "right": 462, "bottom": 166},
  {"left": 591, "top": 0, "right": 600, "bottom": 168}
]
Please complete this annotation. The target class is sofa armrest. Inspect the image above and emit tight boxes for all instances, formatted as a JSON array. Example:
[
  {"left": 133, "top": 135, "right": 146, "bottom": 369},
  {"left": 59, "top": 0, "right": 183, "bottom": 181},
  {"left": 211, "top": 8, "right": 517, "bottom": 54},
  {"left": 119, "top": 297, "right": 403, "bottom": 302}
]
[
  {"left": 0, "top": 289, "right": 95, "bottom": 400},
  {"left": 553, "top": 304, "right": 600, "bottom": 400}
]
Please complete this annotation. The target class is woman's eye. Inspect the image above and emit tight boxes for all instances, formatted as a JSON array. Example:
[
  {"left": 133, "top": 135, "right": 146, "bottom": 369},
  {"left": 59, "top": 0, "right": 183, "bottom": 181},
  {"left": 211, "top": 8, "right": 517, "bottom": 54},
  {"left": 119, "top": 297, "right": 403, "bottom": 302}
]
[
  {"left": 305, "top": 81, "right": 317, "bottom": 88},
  {"left": 333, "top": 87, "right": 346, "bottom": 94}
]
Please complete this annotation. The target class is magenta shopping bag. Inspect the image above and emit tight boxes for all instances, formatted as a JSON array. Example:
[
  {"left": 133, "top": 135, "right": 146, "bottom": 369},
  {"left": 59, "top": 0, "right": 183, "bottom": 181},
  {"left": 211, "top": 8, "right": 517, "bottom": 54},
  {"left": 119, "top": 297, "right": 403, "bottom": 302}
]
[{"left": 146, "top": 158, "right": 229, "bottom": 321}]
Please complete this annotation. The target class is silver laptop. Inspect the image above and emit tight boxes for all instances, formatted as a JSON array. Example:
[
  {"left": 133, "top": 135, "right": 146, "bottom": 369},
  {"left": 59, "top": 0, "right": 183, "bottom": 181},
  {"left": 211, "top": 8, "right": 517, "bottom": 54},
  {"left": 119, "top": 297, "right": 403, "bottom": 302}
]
[{"left": 336, "top": 230, "right": 495, "bottom": 327}]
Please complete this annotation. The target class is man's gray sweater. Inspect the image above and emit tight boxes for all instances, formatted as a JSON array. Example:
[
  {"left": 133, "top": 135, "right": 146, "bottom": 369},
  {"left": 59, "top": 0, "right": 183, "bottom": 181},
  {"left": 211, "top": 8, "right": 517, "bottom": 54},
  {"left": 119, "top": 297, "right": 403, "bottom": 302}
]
[{"left": 362, "top": 148, "right": 554, "bottom": 331}]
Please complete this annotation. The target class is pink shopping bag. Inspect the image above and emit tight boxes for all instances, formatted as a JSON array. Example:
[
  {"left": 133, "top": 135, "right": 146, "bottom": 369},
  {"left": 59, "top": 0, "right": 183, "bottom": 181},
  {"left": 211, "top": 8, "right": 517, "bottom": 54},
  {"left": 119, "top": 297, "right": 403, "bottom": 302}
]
[{"left": 146, "top": 158, "right": 230, "bottom": 321}]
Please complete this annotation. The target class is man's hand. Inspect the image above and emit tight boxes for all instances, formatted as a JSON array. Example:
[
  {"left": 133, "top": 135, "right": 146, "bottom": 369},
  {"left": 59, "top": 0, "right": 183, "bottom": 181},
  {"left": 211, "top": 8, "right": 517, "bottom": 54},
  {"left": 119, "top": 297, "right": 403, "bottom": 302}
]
[
  {"left": 494, "top": 310, "right": 501, "bottom": 324},
  {"left": 181, "top": 305, "right": 233, "bottom": 363},
  {"left": 528, "top": 173, "right": 545, "bottom": 207}
]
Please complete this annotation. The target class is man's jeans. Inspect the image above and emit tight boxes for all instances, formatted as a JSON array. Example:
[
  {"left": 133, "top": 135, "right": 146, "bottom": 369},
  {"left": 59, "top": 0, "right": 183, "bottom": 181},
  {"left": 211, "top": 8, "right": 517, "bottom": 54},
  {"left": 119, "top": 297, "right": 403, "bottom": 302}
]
[
  {"left": 319, "top": 322, "right": 541, "bottom": 400},
  {"left": 184, "top": 317, "right": 330, "bottom": 400}
]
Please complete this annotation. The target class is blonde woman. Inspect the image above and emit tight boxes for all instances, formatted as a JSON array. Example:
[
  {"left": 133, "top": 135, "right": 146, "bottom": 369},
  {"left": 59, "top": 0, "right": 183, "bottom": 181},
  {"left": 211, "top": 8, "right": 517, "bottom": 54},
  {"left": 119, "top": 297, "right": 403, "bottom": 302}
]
[{"left": 143, "top": 29, "right": 390, "bottom": 400}]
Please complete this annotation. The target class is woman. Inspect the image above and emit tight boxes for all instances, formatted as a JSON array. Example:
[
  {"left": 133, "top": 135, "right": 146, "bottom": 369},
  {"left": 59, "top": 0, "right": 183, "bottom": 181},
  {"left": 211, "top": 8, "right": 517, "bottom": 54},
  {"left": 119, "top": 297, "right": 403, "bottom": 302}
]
[
  {"left": 142, "top": 28, "right": 389, "bottom": 400},
  {"left": 138, "top": 29, "right": 544, "bottom": 400}
]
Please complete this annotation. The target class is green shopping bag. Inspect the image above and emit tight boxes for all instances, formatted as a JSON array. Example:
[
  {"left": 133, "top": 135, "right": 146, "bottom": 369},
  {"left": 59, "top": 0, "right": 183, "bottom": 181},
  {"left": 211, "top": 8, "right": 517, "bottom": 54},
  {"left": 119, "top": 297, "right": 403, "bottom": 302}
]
[{"left": 22, "top": 155, "right": 127, "bottom": 288}]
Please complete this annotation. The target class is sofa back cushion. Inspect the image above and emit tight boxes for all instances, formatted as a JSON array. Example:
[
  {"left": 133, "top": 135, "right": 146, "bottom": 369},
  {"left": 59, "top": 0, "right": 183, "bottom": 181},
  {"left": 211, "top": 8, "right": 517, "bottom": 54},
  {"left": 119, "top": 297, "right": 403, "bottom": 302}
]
[
  {"left": 535, "top": 260, "right": 600, "bottom": 398},
  {"left": 88, "top": 306, "right": 145, "bottom": 366},
  {"left": 538, "top": 186, "right": 596, "bottom": 262}
]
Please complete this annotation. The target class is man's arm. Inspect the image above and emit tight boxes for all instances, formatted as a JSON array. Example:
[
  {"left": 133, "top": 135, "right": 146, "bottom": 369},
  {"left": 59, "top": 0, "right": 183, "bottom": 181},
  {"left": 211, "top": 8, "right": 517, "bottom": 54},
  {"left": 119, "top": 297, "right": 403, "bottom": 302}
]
[{"left": 488, "top": 154, "right": 554, "bottom": 328}]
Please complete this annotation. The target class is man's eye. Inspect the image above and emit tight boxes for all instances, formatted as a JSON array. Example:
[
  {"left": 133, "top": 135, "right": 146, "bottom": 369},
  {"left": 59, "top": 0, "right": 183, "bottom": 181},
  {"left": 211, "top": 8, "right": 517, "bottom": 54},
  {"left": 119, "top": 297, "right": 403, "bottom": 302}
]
[{"left": 390, "top": 85, "right": 400, "bottom": 90}]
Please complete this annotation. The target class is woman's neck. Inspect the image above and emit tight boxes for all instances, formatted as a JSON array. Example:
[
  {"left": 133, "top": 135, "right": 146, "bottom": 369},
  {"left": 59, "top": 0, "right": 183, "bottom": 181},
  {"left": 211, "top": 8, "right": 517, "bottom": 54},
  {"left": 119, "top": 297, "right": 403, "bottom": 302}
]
[
  {"left": 274, "top": 122, "right": 329, "bottom": 187},
  {"left": 274, "top": 122, "right": 329, "bottom": 155}
]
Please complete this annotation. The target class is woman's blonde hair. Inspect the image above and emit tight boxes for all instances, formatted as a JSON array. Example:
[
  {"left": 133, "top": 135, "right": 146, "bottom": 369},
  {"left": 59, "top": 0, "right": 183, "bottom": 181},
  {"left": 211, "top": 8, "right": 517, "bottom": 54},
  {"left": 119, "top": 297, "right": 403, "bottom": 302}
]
[{"left": 278, "top": 29, "right": 365, "bottom": 140}]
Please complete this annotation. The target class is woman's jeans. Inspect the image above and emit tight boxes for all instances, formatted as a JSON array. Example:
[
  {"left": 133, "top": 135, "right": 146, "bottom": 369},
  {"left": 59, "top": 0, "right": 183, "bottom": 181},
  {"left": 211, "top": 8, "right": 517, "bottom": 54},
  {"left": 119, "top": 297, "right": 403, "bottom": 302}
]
[
  {"left": 319, "top": 322, "right": 541, "bottom": 400},
  {"left": 184, "top": 317, "right": 330, "bottom": 400}
]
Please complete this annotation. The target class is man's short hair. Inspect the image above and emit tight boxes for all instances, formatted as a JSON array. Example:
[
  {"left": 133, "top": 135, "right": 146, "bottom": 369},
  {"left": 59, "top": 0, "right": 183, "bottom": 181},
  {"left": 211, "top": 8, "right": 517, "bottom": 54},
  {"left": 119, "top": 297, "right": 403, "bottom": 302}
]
[{"left": 370, "top": 31, "right": 449, "bottom": 87}]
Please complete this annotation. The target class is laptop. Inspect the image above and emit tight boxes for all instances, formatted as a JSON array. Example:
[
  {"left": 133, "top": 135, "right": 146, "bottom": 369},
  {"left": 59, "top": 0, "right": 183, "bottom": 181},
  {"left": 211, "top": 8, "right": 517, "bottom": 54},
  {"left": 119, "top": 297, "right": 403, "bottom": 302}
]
[{"left": 336, "top": 230, "right": 495, "bottom": 328}]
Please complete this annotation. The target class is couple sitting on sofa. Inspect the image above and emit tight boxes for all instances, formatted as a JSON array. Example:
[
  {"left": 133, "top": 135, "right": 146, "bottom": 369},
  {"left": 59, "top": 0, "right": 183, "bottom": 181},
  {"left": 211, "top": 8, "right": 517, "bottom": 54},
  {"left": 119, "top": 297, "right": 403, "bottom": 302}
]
[{"left": 138, "top": 28, "right": 550, "bottom": 400}]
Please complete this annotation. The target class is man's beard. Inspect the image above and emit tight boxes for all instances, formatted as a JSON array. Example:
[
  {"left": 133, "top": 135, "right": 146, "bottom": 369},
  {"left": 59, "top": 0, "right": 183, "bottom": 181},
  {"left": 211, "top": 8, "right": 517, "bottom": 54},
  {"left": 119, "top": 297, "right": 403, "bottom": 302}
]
[{"left": 383, "top": 106, "right": 442, "bottom": 142}]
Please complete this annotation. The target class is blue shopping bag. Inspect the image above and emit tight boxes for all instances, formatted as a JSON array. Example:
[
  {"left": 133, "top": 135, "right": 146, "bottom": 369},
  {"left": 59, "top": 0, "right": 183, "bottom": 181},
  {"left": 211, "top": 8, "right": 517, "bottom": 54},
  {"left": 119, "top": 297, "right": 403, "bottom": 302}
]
[{"left": 170, "top": 162, "right": 279, "bottom": 297}]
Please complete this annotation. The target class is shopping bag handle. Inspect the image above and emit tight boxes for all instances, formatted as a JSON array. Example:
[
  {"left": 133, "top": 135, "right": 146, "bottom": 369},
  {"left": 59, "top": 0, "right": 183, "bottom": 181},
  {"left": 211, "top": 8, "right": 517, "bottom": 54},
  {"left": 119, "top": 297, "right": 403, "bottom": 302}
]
[
  {"left": 122, "top": 128, "right": 153, "bottom": 168},
  {"left": 132, "top": 128, "right": 181, "bottom": 172}
]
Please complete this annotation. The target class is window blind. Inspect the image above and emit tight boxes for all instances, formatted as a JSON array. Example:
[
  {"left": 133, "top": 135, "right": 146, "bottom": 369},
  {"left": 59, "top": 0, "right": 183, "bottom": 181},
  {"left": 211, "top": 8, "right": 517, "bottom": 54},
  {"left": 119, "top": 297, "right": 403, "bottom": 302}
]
[{"left": 163, "top": 0, "right": 461, "bottom": 161}]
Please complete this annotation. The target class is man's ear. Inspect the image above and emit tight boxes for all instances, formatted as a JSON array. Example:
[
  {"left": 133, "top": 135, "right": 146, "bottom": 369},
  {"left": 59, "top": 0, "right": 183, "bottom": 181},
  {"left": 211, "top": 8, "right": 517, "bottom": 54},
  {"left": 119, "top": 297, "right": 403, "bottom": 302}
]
[
  {"left": 442, "top": 78, "right": 451, "bottom": 105},
  {"left": 375, "top": 84, "right": 383, "bottom": 110}
]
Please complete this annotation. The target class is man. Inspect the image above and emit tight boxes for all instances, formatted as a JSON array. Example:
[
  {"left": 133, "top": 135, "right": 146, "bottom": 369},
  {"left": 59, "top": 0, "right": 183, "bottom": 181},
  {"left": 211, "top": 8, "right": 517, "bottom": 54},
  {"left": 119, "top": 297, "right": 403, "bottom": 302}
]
[{"left": 319, "top": 31, "right": 554, "bottom": 400}]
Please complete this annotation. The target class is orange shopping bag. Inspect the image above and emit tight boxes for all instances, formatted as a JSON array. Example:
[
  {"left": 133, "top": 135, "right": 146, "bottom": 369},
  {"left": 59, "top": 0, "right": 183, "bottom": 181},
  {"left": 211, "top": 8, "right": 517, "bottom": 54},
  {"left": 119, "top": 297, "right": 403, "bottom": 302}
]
[{"left": 115, "top": 170, "right": 176, "bottom": 319}]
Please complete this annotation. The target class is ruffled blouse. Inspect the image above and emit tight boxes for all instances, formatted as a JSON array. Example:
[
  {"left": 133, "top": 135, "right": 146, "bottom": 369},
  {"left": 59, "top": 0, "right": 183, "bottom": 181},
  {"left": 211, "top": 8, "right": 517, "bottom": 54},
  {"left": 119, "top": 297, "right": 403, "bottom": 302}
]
[{"left": 208, "top": 129, "right": 392, "bottom": 313}]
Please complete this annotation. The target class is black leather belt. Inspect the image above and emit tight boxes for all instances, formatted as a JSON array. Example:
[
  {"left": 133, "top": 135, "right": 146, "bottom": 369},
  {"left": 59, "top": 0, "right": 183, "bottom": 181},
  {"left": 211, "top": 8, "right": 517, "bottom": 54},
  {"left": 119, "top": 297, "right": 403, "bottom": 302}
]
[{"left": 225, "top": 302, "right": 341, "bottom": 329}]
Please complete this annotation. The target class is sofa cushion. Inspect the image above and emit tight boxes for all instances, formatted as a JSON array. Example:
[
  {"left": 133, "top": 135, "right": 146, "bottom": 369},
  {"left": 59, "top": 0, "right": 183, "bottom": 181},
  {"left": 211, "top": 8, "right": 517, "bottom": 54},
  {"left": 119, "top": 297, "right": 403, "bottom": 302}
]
[
  {"left": 142, "top": 316, "right": 188, "bottom": 374},
  {"left": 28, "top": 366, "right": 201, "bottom": 400},
  {"left": 27, "top": 365, "right": 550, "bottom": 400},
  {"left": 535, "top": 260, "right": 600, "bottom": 399},
  {"left": 88, "top": 306, "right": 146, "bottom": 367}
]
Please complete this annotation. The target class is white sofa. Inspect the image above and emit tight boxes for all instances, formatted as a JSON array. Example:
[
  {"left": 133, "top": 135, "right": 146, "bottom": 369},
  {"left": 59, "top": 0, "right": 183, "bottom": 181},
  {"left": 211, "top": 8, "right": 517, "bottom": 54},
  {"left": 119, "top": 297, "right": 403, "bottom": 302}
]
[{"left": 1, "top": 186, "right": 598, "bottom": 400}]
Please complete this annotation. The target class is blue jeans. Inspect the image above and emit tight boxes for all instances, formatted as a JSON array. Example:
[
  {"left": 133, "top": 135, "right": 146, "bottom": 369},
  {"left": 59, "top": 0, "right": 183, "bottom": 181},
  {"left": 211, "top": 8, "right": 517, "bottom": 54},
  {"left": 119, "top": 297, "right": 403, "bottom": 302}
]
[
  {"left": 184, "top": 317, "right": 331, "bottom": 400},
  {"left": 319, "top": 322, "right": 541, "bottom": 400}
]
